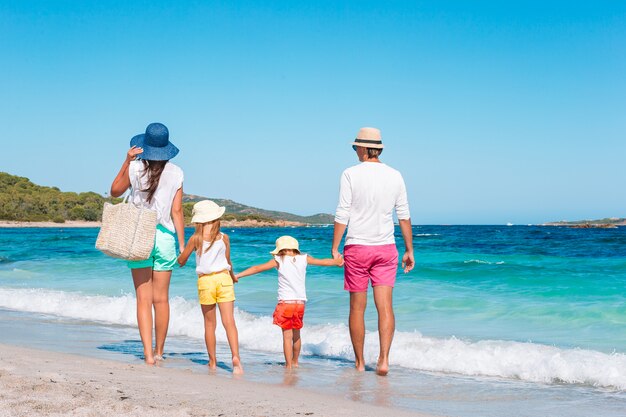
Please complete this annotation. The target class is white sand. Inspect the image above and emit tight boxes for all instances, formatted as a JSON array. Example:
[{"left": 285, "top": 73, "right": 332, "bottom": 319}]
[{"left": 0, "top": 344, "right": 431, "bottom": 417}]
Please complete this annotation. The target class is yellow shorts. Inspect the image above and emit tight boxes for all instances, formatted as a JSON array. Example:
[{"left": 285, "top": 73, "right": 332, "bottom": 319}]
[{"left": 197, "top": 271, "right": 235, "bottom": 305}]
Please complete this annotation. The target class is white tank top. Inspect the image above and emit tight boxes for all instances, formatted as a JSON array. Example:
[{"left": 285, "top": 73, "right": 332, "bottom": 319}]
[
  {"left": 195, "top": 234, "right": 231, "bottom": 275},
  {"left": 275, "top": 254, "right": 307, "bottom": 301}
]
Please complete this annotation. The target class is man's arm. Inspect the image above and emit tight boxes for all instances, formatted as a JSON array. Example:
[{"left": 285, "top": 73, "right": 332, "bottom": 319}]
[
  {"left": 331, "top": 222, "right": 347, "bottom": 261},
  {"left": 398, "top": 219, "right": 414, "bottom": 273},
  {"left": 332, "top": 170, "right": 351, "bottom": 260}
]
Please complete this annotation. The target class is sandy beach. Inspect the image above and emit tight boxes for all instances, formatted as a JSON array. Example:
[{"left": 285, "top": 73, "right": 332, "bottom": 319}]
[{"left": 0, "top": 343, "right": 429, "bottom": 417}]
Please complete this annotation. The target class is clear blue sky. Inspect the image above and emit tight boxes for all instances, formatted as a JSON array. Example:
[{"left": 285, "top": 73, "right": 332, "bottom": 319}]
[{"left": 1, "top": 1, "right": 625, "bottom": 224}]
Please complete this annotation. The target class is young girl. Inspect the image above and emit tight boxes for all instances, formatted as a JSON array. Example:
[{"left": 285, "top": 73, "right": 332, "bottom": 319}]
[
  {"left": 178, "top": 200, "right": 243, "bottom": 374},
  {"left": 235, "top": 235, "right": 342, "bottom": 369}
]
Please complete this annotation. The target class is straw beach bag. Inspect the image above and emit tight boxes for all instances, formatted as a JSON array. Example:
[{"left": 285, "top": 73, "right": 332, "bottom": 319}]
[{"left": 95, "top": 190, "right": 157, "bottom": 261}]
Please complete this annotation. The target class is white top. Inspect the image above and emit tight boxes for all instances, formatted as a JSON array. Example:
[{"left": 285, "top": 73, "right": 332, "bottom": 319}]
[
  {"left": 196, "top": 235, "right": 231, "bottom": 275},
  {"left": 335, "top": 162, "right": 411, "bottom": 246},
  {"left": 275, "top": 254, "right": 307, "bottom": 301},
  {"left": 128, "top": 160, "right": 184, "bottom": 233}
]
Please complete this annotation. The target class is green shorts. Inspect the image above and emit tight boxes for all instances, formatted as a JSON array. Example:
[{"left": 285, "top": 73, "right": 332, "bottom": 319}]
[{"left": 127, "top": 225, "right": 177, "bottom": 271}]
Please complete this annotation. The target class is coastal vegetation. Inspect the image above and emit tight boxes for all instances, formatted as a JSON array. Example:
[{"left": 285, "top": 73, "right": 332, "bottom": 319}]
[
  {"left": 0, "top": 172, "right": 332, "bottom": 225},
  {"left": 0, "top": 173, "right": 105, "bottom": 222}
]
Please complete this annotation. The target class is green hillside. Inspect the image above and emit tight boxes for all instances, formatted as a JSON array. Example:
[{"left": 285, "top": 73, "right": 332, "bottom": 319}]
[
  {"left": 0, "top": 172, "right": 105, "bottom": 222},
  {"left": 0, "top": 172, "right": 333, "bottom": 224},
  {"left": 183, "top": 194, "right": 334, "bottom": 224}
]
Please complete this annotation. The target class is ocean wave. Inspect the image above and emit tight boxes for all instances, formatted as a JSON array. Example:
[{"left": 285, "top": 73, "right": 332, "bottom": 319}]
[
  {"left": 413, "top": 233, "right": 441, "bottom": 237},
  {"left": 464, "top": 259, "right": 505, "bottom": 265},
  {"left": 0, "top": 287, "right": 624, "bottom": 390}
]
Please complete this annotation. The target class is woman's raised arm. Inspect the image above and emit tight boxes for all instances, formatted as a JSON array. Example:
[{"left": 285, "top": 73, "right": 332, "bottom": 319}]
[{"left": 110, "top": 146, "right": 143, "bottom": 197}]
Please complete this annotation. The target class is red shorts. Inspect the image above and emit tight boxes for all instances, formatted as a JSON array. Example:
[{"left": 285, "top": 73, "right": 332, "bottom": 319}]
[
  {"left": 272, "top": 302, "right": 305, "bottom": 330},
  {"left": 344, "top": 244, "right": 399, "bottom": 292}
]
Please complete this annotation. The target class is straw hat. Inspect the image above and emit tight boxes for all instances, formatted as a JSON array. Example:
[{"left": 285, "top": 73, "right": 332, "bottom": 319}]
[
  {"left": 351, "top": 127, "right": 383, "bottom": 149},
  {"left": 130, "top": 123, "right": 179, "bottom": 161},
  {"left": 191, "top": 200, "right": 225, "bottom": 223},
  {"left": 270, "top": 236, "right": 300, "bottom": 255}
]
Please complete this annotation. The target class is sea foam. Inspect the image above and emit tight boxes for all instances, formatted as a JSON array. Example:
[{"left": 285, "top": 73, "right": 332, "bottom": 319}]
[{"left": 1, "top": 287, "right": 624, "bottom": 390}]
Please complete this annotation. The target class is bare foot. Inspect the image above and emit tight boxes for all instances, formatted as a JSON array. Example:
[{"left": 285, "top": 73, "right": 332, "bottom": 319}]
[
  {"left": 355, "top": 359, "right": 366, "bottom": 372},
  {"left": 232, "top": 357, "right": 244, "bottom": 375},
  {"left": 293, "top": 362, "right": 299, "bottom": 368},
  {"left": 144, "top": 356, "right": 156, "bottom": 365},
  {"left": 376, "top": 359, "right": 389, "bottom": 376},
  {"left": 208, "top": 359, "right": 217, "bottom": 371}
]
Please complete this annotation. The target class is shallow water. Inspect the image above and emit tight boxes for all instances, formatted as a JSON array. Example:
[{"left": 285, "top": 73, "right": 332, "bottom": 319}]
[{"left": 1, "top": 226, "right": 625, "bottom": 416}]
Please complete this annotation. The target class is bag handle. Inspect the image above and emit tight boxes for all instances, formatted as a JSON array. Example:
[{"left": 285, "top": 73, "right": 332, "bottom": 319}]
[{"left": 125, "top": 163, "right": 146, "bottom": 208}]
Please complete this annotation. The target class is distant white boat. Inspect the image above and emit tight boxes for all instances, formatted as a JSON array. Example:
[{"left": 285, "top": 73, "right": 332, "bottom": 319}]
[{"left": 506, "top": 222, "right": 514, "bottom": 226}]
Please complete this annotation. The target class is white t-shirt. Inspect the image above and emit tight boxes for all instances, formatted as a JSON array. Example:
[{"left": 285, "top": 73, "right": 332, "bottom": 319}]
[
  {"left": 128, "top": 160, "right": 184, "bottom": 233},
  {"left": 196, "top": 235, "right": 231, "bottom": 276},
  {"left": 275, "top": 254, "right": 307, "bottom": 301},
  {"left": 335, "top": 162, "right": 410, "bottom": 246}
]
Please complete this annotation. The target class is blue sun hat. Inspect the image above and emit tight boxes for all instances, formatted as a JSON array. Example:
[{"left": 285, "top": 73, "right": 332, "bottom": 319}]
[{"left": 130, "top": 122, "right": 179, "bottom": 161}]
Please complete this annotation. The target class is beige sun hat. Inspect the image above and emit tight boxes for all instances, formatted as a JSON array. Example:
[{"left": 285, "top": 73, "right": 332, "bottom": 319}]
[
  {"left": 270, "top": 235, "right": 300, "bottom": 255},
  {"left": 191, "top": 200, "right": 226, "bottom": 223},
  {"left": 351, "top": 127, "right": 384, "bottom": 149}
]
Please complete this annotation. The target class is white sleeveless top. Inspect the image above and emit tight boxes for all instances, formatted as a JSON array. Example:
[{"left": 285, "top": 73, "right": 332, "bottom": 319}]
[
  {"left": 275, "top": 254, "right": 308, "bottom": 301},
  {"left": 195, "top": 235, "right": 231, "bottom": 275}
]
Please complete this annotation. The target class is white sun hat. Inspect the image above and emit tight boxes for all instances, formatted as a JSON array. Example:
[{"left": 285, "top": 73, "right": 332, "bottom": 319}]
[
  {"left": 270, "top": 235, "right": 300, "bottom": 255},
  {"left": 191, "top": 200, "right": 226, "bottom": 223}
]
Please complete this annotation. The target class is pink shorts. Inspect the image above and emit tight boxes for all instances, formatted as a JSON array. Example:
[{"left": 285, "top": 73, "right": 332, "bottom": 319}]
[{"left": 343, "top": 244, "right": 399, "bottom": 292}]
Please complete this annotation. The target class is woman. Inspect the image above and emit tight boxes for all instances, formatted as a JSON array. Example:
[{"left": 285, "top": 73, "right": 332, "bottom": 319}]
[{"left": 110, "top": 122, "right": 185, "bottom": 365}]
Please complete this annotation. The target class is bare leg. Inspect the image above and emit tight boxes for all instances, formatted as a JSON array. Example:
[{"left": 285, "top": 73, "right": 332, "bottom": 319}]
[
  {"left": 349, "top": 291, "right": 367, "bottom": 371},
  {"left": 282, "top": 329, "right": 294, "bottom": 369},
  {"left": 292, "top": 328, "right": 301, "bottom": 368},
  {"left": 201, "top": 304, "right": 217, "bottom": 369},
  {"left": 132, "top": 267, "right": 155, "bottom": 365},
  {"left": 152, "top": 270, "right": 172, "bottom": 358},
  {"left": 218, "top": 301, "right": 243, "bottom": 374},
  {"left": 373, "top": 286, "right": 394, "bottom": 376}
]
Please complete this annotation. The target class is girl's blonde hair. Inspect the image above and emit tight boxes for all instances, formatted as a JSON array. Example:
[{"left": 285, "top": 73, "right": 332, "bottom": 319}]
[
  {"left": 191, "top": 219, "right": 222, "bottom": 258},
  {"left": 276, "top": 248, "right": 300, "bottom": 268}
]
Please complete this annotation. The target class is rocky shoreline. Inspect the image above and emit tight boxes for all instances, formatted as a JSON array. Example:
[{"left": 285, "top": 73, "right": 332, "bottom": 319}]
[{"left": 542, "top": 222, "right": 624, "bottom": 228}]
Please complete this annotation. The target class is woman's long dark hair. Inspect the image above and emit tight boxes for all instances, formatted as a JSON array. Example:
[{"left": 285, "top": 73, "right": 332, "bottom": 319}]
[{"left": 141, "top": 160, "right": 167, "bottom": 203}]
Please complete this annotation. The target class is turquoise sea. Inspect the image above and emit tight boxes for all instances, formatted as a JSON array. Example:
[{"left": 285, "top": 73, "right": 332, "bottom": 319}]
[{"left": 1, "top": 225, "right": 625, "bottom": 416}]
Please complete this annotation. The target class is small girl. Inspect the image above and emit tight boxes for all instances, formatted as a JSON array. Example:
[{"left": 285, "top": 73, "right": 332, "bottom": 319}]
[
  {"left": 178, "top": 200, "right": 243, "bottom": 374},
  {"left": 235, "top": 236, "right": 342, "bottom": 369}
]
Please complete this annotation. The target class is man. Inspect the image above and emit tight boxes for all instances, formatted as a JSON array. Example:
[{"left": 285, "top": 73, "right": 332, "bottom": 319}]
[{"left": 331, "top": 127, "right": 414, "bottom": 376}]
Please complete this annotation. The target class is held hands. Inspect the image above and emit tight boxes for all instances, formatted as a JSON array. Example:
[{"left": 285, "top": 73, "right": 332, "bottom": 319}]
[
  {"left": 177, "top": 255, "right": 186, "bottom": 267},
  {"left": 401, "top": 251, "right": 415, "bottom": 273},
  {"left": 331, "top": 248, "right": 344, "bottom": 267},
  {"left": 126, "top": 146, "right": 143, "bottom": 163}
]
